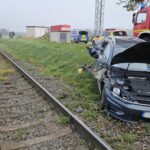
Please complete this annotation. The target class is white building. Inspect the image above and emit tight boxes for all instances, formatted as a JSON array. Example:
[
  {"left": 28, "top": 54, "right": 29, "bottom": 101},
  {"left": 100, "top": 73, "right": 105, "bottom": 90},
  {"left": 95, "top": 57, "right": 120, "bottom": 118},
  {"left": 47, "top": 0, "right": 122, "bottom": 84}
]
[
  {"left": 50, "top": 25, "right": 71, "bottom": 43},
  {"left": 50, "top": 32, "right": 71, "bottom": 43},
  {"left": 26, "top": 26, "right": 49, "bottom": 38}
]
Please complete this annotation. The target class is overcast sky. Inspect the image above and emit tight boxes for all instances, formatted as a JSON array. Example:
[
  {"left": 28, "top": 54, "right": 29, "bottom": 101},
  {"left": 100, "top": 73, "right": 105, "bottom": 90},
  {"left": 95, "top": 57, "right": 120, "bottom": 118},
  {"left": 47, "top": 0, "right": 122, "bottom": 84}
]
[{"left": 0, "top": 0, "right": 133, "bottom": 32}]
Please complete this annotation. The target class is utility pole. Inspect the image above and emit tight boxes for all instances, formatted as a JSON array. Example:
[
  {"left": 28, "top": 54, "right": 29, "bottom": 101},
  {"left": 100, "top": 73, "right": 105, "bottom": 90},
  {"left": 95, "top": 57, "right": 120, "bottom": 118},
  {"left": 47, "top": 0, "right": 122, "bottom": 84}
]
[{"left": 94, "top": 0, "right": 105, "bottom": 35}]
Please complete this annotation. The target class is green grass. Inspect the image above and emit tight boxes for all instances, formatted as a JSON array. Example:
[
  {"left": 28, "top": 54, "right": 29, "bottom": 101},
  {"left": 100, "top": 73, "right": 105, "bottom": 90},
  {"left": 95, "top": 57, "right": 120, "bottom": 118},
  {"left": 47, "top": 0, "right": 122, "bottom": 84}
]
[
  {"left": 0, "top": 69, "right": 14, "bottom": 76},
  {"left": 14, "top": 128, "right": 27, "bottom": 141},
  {"left": 0, "top": 38, "right": 100, "bottom": 119},
  {"left": 0, "top": 59, "right": 14, "bottom": 81},
  {"left": 145, "top": 124, "right": 150, "bottom": 134},
  {"left": 0, "top": 38, "right": 93, "bottom": 83},
  {"left": 55, "top": 116, "right": 70, "bottom": 125},
  {"left": 110, "top": 133, "right": 138, "bottom": 150},
  {"left": 0, "top": 77, "right": 9, "bottom": 81}
]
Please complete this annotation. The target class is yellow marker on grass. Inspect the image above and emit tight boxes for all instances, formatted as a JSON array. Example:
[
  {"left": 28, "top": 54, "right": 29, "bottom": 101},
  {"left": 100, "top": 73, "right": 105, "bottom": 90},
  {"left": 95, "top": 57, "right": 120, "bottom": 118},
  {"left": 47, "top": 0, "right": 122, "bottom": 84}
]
[{"left": 78, "top": 68, "right": 84, "bottom": 74}]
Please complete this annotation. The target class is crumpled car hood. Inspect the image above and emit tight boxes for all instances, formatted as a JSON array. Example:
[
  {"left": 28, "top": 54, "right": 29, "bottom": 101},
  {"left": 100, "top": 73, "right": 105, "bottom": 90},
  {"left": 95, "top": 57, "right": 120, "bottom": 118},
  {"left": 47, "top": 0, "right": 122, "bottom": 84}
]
[{"left": 111, "top": 42, "right": 150, "bottom": 65}]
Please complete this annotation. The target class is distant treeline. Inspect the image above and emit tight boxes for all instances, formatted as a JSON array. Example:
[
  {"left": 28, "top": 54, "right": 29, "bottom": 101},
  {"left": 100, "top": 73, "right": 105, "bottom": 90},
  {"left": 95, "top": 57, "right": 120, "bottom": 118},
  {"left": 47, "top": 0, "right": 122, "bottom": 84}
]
[{"left": 0, "top": 28, "right": 25, "bottom": 37}]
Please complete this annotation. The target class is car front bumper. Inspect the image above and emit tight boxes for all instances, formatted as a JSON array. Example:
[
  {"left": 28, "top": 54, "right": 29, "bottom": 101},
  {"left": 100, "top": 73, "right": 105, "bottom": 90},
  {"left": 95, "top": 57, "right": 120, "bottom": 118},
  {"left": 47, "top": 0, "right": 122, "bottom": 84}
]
[{"left": 104, "top": 87, "right": 150, "bottom": 122}]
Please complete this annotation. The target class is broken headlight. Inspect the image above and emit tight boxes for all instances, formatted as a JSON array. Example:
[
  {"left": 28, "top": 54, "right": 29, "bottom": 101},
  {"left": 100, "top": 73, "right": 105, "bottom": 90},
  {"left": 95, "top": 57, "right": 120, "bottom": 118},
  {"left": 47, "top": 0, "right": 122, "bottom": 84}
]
[
  {"left": 112, "top": 87, "right": 121, "bottom": 97},
  {"left": 111, "top": 78, "right": 130, "bottom": 100}
]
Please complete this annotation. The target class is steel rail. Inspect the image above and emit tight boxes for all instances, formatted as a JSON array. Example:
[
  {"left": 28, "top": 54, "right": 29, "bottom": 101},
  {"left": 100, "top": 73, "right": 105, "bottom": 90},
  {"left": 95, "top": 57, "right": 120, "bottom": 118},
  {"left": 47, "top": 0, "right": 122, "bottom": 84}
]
[{"left": 0, "top": 50, "right": 112, "bottom": 150}]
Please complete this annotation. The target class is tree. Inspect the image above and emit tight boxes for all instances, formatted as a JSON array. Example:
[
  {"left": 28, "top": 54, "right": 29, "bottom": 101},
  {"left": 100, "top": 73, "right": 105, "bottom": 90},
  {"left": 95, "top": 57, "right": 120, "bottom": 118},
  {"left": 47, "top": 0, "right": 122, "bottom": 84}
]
[
  {"left": 9, "top": 32, "right": 15, "bottom": 39},
  {"left": 118, "top": 0, "right": 150, "bottom": 11},
  {"left": 0, "top": 28, "right": 8, "bottom": 36}
]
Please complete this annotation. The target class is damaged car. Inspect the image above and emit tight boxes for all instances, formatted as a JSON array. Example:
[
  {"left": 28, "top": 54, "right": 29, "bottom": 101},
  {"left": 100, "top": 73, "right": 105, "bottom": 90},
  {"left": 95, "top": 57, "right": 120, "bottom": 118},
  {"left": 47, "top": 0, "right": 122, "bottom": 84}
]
[{"left": 87, "top": 36, "right": 150, "bottom": 122}]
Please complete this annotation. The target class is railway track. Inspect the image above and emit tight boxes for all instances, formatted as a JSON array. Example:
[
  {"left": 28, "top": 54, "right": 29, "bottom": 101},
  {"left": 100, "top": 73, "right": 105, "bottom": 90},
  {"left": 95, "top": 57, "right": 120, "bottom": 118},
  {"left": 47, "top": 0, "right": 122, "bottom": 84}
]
[{"left": 0, "top": 51, "right": 112, "bottom": 150}]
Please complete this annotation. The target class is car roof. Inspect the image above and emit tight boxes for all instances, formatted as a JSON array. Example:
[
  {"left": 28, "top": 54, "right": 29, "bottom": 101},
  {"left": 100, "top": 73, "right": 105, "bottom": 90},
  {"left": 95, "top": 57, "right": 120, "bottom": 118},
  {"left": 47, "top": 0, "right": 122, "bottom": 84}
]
[
  {"left": 106, "top": 36, "right": 144, "bottom": 45},
  {"left": 104, "top": 28, "right": 127, "bottom": 32}
]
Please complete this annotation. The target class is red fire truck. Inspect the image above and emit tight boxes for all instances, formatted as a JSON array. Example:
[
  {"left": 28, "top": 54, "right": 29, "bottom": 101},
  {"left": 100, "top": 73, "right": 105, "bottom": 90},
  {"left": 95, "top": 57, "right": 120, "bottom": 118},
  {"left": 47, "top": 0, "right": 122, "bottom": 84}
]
[{"left": 133, "top": 6, "right": 150, "bottom": 41}]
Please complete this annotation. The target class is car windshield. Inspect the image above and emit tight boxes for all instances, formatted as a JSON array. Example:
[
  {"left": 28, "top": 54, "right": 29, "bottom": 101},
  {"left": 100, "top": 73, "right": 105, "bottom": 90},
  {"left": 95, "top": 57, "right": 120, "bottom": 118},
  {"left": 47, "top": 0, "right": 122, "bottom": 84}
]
[{"left": 79, "top": 31, "right": 88, "bottom": 35}]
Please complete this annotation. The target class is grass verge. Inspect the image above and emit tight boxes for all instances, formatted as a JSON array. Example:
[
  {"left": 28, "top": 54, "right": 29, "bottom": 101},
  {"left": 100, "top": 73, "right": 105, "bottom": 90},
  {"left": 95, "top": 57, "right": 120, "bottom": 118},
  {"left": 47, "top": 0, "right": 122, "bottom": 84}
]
[{"left": 0, "top": 38, "right": 100, "bottom": 120}]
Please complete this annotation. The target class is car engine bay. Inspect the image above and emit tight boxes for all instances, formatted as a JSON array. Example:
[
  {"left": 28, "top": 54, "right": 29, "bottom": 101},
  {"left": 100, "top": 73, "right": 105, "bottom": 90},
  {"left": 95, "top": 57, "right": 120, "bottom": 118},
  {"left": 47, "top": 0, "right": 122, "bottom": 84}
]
[{"left": 110, "top": 69, "right": 150, "bottom": 105}]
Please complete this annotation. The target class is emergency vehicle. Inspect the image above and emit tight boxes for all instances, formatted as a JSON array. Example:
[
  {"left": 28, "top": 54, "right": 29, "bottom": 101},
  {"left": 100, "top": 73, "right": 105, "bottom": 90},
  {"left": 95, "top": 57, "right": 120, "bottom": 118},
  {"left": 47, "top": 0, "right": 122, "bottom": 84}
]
[
  {"left": 71, "top": 29, "right": 89, "bottom": 43},
  {"left": 133, "top": 4, "right": 150, "bottom": 41}
]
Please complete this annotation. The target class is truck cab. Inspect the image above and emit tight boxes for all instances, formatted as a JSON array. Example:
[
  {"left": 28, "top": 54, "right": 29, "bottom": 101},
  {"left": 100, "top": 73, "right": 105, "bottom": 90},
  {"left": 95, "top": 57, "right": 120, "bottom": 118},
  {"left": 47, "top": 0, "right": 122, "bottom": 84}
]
[{"left": 133, "top": 7, "right": 150, "bottom": 41}]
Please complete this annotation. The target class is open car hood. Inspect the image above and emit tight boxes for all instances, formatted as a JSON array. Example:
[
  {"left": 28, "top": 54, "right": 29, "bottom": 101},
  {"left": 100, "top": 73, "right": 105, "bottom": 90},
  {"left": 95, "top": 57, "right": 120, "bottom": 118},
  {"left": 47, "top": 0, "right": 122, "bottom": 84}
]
[{"left": 111, "top": 42, "right": 150, "bottom": 65}]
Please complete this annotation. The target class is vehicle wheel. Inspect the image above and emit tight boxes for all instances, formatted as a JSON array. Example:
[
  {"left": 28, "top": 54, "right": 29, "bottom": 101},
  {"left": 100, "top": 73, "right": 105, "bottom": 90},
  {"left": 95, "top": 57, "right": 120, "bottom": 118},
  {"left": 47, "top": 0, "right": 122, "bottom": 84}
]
[
  {"left": 142, "top": 36, "right": 150, "bottom": 42},
  {"left": 97, "top": 80, "right": 105, "bottom": 110}
]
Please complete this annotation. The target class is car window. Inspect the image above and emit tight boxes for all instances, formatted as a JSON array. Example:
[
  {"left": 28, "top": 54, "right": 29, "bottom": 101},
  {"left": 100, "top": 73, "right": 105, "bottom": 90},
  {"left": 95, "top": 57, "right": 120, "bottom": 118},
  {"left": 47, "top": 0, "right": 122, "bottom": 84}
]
[
  {"left": 113, "top": 31, "right": 127, "bottom": 36},
  {"left": 101, "top": 41, "right": 108, "bottom": 49},
  {"left": 137, "top": 12, "right": 147, "bottom": 24},
  {"left": 79, "top": 31, "right": 88, "bottom": 35},
  {"left": 103, "top": 43, "right": 111, "bottom": 62}
]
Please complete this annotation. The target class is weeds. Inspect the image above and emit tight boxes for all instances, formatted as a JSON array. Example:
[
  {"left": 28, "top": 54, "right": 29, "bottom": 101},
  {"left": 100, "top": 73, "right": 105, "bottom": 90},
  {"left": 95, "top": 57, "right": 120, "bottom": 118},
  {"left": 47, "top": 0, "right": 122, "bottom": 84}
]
[
  {"left": 0, "top": 77, "right": 9, "bottom": 81},
  {"left": 145, "top": 124, "right": 150, "bottom": 134},
  {"left": 55, "top": 116, "right": 70, "bottom": 125},
  {"left": 0, "top": 69, "right": 14, "bottom": 76},
  {"left": 118, "top": 133, "right": 137, "bottom": 143},
  {"left": 14, "top": 128, "right": 27, "bottom": 141}
]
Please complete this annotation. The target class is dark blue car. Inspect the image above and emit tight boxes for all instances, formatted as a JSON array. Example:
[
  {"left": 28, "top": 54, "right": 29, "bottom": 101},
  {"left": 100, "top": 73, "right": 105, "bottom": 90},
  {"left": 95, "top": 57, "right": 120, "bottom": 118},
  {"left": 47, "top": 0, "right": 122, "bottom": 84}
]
[{"left": 88, "top": 36, "right": 150, "bottom": 122}]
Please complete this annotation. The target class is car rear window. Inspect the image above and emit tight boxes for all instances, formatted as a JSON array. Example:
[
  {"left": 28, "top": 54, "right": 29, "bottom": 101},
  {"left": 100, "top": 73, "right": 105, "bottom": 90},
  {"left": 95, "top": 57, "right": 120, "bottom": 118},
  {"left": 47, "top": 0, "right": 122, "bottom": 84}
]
[{"left": 79, "top": 31, "right": 88, "bottom": 35}]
